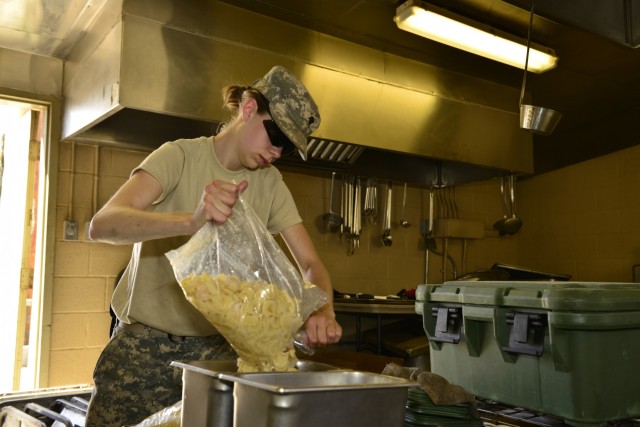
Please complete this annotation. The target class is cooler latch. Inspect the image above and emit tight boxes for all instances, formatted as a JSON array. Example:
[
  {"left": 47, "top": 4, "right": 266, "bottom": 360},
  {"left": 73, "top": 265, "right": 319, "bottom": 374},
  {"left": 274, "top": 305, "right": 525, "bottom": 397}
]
[
  {"left": 503, "top": 312, "right": 547, "bottom": 356},
  {"left": 430, "top": 306, "right": 462, "bottom": 343}
]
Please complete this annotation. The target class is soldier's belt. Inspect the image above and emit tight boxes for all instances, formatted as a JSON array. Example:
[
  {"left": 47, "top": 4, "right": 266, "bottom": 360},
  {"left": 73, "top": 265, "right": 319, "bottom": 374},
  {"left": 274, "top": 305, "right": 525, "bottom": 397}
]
[{"left": 117, "top": 321, "right": 209, "bottom": 342}]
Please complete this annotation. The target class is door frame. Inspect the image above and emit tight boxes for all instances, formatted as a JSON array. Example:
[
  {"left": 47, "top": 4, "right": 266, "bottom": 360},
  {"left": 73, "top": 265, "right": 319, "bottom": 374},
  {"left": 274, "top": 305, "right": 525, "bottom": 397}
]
[{"left": 1, "top": 88, "right": 62, "bottom": 389}]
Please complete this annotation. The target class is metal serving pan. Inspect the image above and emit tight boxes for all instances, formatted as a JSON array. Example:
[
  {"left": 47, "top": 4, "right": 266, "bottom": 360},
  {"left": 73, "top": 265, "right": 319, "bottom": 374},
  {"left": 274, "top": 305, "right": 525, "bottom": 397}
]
[
  {"left": 171, "top": 359, "right": 339, "bottom": 427},
  {"left": 218, "top": 370, "right": 417, "bottom": 427}
]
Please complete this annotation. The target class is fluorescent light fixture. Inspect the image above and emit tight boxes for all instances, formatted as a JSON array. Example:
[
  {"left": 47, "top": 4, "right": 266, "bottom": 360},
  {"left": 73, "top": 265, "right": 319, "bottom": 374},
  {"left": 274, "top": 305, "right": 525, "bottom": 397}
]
[{"left": 394, "top": 1, "right": 558, "bottom": 73}]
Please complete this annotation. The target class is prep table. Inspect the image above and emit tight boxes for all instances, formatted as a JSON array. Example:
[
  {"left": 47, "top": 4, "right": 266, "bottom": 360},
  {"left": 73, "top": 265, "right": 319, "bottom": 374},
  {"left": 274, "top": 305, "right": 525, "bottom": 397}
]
[{"left": 333, "top": 296, "right": 421, "bottom": 354}]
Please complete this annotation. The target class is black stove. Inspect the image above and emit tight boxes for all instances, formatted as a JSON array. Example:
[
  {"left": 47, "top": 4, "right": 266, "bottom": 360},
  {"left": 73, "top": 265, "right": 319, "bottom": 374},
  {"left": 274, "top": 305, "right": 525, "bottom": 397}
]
[
  {"left": 0, "top": 386, "right": 91, "bottom": 426},
  {"left": 478, "top": 400, "right": 640, "bottom": 427}
]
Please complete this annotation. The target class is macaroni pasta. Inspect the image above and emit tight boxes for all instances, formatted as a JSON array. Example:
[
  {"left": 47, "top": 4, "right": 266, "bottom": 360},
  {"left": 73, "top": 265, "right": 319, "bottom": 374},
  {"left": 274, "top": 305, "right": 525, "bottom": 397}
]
[{"left": 180, "top": 272, "right": 303, "bottom": 372}]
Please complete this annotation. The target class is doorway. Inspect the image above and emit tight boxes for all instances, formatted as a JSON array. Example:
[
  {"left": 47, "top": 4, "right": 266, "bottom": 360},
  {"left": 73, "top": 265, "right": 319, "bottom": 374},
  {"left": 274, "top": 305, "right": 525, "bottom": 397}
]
[{"left": 0, "top": 97, "right": 48, "bottom": 391}]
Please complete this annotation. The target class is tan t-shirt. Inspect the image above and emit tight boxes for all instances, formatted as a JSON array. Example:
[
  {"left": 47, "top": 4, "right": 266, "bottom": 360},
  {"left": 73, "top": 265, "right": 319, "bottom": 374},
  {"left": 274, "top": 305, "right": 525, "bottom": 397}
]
[{"left": 111, "top": 136, "right": 302, "bottom": 336}]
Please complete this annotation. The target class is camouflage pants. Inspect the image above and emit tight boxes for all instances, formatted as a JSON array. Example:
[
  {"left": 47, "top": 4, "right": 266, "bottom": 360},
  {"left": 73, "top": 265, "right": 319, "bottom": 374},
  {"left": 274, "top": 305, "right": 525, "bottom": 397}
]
[{"left": 85, "top": 323, "right": 236, "bottom": 427}]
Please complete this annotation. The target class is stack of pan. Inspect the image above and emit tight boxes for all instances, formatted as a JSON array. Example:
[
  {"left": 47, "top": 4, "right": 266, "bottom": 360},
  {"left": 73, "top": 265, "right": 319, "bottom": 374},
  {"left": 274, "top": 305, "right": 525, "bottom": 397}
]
[{"left": 404, "top": 388, "right": 483, "bottom": 426}]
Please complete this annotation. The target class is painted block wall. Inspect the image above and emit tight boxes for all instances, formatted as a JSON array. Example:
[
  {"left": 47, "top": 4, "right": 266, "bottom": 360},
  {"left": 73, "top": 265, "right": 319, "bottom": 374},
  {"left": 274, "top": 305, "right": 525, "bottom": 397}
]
[{"left": 49, "top": 140, "right": 640, "bottom": 386}]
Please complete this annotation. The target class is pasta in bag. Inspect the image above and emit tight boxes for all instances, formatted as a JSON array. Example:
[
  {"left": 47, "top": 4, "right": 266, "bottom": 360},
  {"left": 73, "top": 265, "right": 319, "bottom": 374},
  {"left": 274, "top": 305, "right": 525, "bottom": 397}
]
[{"left": 165, "top": 197, "right": 328, "bottom": 372}]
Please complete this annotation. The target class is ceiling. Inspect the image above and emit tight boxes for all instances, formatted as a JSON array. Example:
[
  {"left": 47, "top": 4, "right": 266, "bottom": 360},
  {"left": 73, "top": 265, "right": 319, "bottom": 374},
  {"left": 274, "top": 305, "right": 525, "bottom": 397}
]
[{"left": 1, "top": 0, "right": 639, "bottom": 173}]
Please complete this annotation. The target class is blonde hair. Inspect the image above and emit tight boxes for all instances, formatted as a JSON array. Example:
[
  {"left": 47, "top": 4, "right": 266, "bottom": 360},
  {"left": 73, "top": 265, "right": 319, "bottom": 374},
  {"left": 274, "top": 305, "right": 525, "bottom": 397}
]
[
  {"left": 221, "top": 85, "right": 269, "bottom": 115},
  {"left": 217, "top": 85, "right": 270, "bottom": 134}
]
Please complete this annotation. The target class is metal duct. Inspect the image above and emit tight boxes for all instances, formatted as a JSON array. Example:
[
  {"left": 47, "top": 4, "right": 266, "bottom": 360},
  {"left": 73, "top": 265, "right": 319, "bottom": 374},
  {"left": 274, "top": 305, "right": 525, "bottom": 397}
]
[
  {"left": 511, "top": 0, "right": 640, "bottom": 48},
  {"left": 62, "top": 0, "right": 533, "bottom": 186}
]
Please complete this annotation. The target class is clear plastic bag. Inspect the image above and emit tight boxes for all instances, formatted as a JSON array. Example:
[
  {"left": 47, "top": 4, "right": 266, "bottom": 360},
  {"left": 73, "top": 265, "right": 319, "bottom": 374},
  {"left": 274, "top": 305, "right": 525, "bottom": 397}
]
[{"left": 166, "top": 197, "right": 328, "bottom": 372}]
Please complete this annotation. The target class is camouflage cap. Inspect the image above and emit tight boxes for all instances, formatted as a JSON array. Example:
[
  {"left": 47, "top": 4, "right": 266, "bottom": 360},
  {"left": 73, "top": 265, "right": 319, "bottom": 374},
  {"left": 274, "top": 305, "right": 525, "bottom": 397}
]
[{"left": 252, "top": 66, "right": 320, "bottom": 160}]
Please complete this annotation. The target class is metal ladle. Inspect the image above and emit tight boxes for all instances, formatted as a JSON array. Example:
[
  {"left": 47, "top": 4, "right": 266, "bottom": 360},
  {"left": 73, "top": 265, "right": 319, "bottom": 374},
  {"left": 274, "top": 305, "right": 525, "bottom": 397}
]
[
  {"left": 493, "top": 176, "right": 509, "bottom": 234},
  {"left": 519, "top": 2, "right": 562, "bottom": 135},
  {"left": 382, "top": 181, "right": 393, "bottom": 246},
  {"left": 323, "top": 171, "right": 342, "bottom": 232},
  {"left": 400, "top": 182, "right": 411, "bottom": 228},
  {"left": 502, "top": 175, "right": 523, "bottom": 234}
]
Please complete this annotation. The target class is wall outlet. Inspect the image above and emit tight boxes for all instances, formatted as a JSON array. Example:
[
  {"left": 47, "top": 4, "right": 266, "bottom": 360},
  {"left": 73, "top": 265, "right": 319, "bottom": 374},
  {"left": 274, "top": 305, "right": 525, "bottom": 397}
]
[{"left": 64, "top": 220, "right": 78, "bottom": 240}]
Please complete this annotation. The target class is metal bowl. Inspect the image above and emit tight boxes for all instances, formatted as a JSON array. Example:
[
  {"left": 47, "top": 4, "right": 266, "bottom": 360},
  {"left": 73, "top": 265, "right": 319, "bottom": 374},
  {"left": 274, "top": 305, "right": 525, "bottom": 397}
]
[{"left": 520, "top": 104, "right": 562, "bottom": 135}]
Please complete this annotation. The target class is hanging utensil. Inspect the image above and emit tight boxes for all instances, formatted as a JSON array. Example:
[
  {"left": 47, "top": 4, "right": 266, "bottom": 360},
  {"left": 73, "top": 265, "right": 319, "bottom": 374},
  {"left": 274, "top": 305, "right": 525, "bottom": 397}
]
[
  {"left": 323, "top": 171, "right": 342, "bottom": 232},
  {"left": 420, "top": 191, "right": 437, "bottom": 283},
  {"left": 502, "top": 175, "right": 523, "bottom": 234},
  {"left": 493, "top": 176, "right": 509, "bottom": 234},
  {"left": 423, "top": 191, "right": 437, "bottom": 251},
  {"left": 363, "top": 180, "right": 370, "bottom": 216},
  {"left": 519, "top": 2, "right": 562, "bottom": 135},
  {"left": 353, "top": 177, "right": 361, "bottom": 249},
  {"left": 382, "top": 181, "right": 393, "bottom": 247},
  {"left": 339, "top": 174, "right": 345, "bottom": 239},
  {"left": 345, "top": 175, "right": 353, "bottom": 236},
  {"left": 363, "top": 177, "right": 377, "bottom": 223},
  {"left": 400, "top": 182, "right": 410, "bottom": 228},
  {"left": 345, "top": 175, "right": 355, "bottom": 255}
]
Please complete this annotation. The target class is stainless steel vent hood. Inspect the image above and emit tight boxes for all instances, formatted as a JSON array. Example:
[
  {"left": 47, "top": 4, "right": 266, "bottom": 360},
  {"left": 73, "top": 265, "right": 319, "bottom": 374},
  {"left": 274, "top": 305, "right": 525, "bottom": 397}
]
[{"left": 62, "top": 0, "right": 533, "bottom": 186}]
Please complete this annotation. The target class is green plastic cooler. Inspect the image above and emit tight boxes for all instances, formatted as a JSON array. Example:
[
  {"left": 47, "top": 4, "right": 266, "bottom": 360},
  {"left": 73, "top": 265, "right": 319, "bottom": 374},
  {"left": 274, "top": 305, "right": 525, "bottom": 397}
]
[{"left": 416, "top": 281, "right": 640, "bottom": 427}]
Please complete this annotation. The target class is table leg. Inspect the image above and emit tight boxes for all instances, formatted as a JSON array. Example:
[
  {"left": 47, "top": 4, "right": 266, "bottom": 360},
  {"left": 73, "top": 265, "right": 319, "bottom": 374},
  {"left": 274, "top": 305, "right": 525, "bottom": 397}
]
[
  {"left": 355, "top": 314, "right": 362, "bottom": 351},
  {"left": 377, "top": 315, "right": 382, "bottom": 354}
]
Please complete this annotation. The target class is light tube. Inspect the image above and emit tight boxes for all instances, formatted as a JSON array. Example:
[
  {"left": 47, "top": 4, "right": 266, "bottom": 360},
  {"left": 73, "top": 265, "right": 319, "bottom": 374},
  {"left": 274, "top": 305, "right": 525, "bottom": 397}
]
[{"left": 394, "top": 2, "right": 558, "bottom": 73}]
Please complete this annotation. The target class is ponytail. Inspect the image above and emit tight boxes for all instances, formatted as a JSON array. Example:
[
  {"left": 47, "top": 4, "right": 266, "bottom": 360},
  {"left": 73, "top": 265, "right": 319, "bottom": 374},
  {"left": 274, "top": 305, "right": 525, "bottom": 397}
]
[{"left": 221, "top": 85, "right": 269, "bottom": 114}]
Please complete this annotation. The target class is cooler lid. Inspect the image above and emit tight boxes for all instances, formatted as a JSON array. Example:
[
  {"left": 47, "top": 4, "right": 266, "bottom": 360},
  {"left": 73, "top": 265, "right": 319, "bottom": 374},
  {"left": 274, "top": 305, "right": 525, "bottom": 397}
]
[{"left": 424, "top": 281, "right": 640, "bottom": 311}]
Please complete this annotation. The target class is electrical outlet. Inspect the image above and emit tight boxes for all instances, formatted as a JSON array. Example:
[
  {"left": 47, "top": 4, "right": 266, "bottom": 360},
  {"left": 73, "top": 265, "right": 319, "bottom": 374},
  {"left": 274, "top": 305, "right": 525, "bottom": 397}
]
[{"left": 64, "top": 220, "right": 78, "bottom": 240}]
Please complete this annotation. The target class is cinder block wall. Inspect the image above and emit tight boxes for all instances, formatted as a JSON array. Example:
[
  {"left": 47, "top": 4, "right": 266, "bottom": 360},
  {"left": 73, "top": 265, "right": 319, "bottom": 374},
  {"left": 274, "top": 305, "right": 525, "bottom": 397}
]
[
  {"left": 51, "top": 143, "right": 146, "bottom": 385},
  {"left": 50, "top": 140, "right": 640, "bottom": 386},
  {"left": 516, "top": 145, "right": 640, "bottom": 281}
]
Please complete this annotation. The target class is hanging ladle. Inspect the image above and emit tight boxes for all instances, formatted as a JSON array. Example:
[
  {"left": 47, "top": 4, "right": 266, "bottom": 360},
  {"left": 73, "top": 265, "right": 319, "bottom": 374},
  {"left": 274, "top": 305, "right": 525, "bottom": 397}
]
[
  {"left": 400, "top": 182, "right": 411, "bottom": 228},
  {"left": 493, "top": 176, "right": 509, "bottom": 234},
  {"left": 323, "top": 171, "right": 343, "bottom": 232},
  {"left": 382, "top": 181, "right": 393, "bottom": 246},
  {"left": 519, "top": 2, "right": 562, "bottom": 135},
  {"left": 502, "top": 175, "right": 523, "bottom": 235}
]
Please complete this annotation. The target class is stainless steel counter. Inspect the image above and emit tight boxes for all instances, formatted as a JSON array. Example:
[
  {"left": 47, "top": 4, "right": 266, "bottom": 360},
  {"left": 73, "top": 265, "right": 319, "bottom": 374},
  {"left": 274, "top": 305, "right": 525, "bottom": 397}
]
[
  {"left": 333, "top": 298, "right": 418, "bottom": 315},
  {"left": 333, "top": 298, "right": 420, "bottom": 354}
]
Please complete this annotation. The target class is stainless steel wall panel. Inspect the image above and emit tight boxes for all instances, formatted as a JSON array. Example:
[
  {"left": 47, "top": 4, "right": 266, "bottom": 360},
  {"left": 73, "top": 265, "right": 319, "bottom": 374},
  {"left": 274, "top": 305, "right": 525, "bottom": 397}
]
[
  {"left": 62, "top": 19, "right": 123, "bottom": 139},
  {"left": 0, "top": 48, "right": 63, "bottom": 96}
]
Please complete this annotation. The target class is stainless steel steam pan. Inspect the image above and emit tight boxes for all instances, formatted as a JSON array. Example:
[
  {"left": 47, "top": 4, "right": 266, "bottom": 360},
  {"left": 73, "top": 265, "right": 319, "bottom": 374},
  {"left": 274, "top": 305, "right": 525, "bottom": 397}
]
[
  {"left": 218, "top": 370, "right": 417, "bottom": 427},
  {"left": 171, "top": 359, "right": 339, "bottom": 427}
]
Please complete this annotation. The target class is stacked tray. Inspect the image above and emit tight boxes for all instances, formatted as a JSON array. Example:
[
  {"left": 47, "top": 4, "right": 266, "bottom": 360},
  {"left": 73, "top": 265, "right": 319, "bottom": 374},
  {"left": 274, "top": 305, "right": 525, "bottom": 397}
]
[{"left": 404, "top": 387, "right": 483, "bottom": 427}]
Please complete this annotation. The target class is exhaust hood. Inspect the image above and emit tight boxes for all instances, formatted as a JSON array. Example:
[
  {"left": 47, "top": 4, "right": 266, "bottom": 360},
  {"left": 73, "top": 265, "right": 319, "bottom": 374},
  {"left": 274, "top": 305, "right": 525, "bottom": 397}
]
[{"left": 62, "top": 0, "right": 533, "bottom": 186}]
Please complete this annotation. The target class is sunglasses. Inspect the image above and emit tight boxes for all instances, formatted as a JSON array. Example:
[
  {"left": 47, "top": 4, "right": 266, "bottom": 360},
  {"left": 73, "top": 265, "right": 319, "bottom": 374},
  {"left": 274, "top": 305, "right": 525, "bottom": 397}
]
[{"left": 263, "top": 119, "right": 296, "bottom": 156}]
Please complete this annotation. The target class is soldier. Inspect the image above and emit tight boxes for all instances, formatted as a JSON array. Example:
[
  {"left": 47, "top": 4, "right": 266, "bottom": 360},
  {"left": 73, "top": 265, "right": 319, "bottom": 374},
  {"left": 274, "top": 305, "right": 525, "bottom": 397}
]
[{"left": 86, "top": 66, "right": 342, "bottom": 426}]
